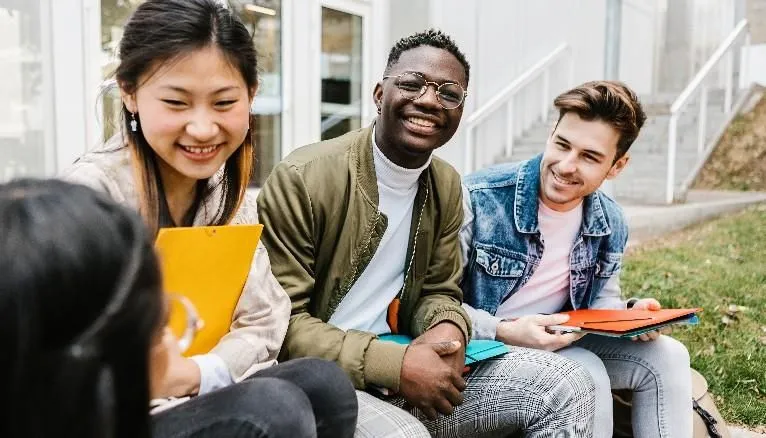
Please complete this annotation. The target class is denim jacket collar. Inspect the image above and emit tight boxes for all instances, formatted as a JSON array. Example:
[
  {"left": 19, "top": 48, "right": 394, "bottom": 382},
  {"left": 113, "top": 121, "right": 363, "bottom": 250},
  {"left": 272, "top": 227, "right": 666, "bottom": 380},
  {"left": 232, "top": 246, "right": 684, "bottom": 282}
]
[{"left": 514, "top": 154, "right": 612, "bottom": 237}]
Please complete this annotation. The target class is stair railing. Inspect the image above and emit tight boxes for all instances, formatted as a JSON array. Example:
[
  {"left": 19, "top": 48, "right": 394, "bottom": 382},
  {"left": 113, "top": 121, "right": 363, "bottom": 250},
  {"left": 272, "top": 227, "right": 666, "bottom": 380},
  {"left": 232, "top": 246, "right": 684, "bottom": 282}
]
[
  {"left": 463, "top": 43, "right": 573, "bottom": 174},
  {"left": 665, "top": 19, "right": 749, "bottom": 204}
]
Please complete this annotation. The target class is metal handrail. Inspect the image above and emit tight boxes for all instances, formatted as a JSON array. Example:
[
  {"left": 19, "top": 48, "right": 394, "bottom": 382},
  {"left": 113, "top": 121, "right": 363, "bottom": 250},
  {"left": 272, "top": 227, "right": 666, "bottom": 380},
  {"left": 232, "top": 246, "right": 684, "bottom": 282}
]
[
  {"left": 665, "top": 19, "right": 749, "bottom": 204},
  {"left": 463, "top": 43, "right": 573, "bottom": 174}
]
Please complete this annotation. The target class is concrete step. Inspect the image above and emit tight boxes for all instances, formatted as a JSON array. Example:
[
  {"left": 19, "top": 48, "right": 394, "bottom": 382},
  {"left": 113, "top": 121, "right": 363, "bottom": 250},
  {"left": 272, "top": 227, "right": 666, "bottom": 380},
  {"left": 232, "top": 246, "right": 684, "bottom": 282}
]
[
  {"left": 499, "top": 146, "right": 706, "bottom": 165},
  {"left": 496, "top": 110, "right": 730, "bottom": 205},
  {"left": 476, "top": 87, "right": 743, "bottom": 205},
  {"left": 515, "top": 114, "right": 727, "bottom": 149},
  {"left": 639, "top": 88, "right": 730, "bottom": 107},
  {"left": 624, "top": 190, "right": 766, "bottom": 240}
]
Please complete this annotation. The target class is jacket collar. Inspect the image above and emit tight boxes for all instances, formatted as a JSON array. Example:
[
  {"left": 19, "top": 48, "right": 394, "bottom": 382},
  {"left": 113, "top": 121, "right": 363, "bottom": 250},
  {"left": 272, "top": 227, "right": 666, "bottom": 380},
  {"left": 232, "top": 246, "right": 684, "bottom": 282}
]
[
  {"left": 514, "top": 154, "right": 611, "bottom": 237},
  {"left": 352, "top": 122, "right": 430, "bottom": 208},
  {"left": 352, "top": 124, "right": 381, "bottom": 207}
]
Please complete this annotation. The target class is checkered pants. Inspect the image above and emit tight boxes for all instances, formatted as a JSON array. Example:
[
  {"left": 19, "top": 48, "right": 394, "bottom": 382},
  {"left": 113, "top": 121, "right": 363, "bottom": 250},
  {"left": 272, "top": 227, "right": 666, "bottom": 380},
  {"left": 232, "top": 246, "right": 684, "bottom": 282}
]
[{"left": 355, "top": 347, "right": 595, "bottom": 438}]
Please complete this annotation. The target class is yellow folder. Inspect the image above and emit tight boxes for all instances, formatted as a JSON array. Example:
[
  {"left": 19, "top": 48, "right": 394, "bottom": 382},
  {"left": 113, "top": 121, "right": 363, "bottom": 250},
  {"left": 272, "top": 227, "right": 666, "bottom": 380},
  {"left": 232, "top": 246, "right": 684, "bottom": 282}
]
[{"left": 155, "top": 224, "right": 263, "bottom": 356}]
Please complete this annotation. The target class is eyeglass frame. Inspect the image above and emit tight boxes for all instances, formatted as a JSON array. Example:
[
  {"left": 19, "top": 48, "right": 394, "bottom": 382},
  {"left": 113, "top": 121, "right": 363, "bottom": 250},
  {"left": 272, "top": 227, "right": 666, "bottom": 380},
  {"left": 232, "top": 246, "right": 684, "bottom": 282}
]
[
  {"left": 381, "top": 71, "right": 468, "bottom": 110},
  {"left": 168, "top": 294, "right": 204, "bottom": 353}
]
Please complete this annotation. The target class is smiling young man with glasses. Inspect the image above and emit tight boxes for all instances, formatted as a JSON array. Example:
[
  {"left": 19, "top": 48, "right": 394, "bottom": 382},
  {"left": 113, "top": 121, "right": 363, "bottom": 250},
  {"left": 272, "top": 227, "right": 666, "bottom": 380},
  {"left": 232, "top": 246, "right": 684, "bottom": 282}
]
[{"left": 258, "top": 29, "right": 596, "bottom": 437}]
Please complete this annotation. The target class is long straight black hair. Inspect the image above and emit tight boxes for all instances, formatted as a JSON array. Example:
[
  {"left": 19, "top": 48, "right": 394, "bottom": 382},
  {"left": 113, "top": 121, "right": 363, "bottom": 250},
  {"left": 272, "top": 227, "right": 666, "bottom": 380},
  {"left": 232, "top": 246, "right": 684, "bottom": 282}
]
[
  {"left": 116, "top": 0, "right": 259, "bottom": 234},
  {"left": 0, "top": 179, "right": 163, "bottom": 438}
]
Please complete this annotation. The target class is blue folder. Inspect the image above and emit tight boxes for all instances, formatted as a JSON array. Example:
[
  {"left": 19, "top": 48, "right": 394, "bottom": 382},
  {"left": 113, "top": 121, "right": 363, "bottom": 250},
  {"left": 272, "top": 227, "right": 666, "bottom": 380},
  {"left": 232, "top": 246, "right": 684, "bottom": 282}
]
[{"left": 378, "top": 334, "right": 509, "bottom": 365}]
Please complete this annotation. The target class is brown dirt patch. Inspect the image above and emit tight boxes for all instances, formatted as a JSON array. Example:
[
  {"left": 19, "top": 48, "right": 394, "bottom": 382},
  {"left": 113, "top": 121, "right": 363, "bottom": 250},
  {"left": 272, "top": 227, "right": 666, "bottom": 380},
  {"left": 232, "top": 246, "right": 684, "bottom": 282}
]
[{"left": 694, "top": 91, "right": 766, "bottom": 191}]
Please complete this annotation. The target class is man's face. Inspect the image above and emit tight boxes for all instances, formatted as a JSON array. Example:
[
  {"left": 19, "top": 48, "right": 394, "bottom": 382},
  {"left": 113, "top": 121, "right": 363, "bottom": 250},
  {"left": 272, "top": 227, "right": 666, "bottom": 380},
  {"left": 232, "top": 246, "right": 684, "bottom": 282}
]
[
  {"left": 373, "top": 46, "right": 467, "bottom": 162},
  {"left": 539, "top": 112, "right": 629, "bottom": 211}
]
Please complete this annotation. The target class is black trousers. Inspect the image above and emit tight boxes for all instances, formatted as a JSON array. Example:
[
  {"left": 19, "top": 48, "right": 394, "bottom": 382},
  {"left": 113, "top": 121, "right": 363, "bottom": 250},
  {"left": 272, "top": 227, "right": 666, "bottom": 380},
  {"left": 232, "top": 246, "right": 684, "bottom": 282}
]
[{"left": 152, "top": 358, "right": 358, "bottom": 438}]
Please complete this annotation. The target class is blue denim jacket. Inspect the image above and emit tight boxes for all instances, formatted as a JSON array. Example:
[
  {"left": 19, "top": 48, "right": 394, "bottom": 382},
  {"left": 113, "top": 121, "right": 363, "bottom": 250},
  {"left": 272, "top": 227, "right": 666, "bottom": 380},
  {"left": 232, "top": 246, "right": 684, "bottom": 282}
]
[{"left": 459, "top": 155, "right": 628, "bottom": 339}]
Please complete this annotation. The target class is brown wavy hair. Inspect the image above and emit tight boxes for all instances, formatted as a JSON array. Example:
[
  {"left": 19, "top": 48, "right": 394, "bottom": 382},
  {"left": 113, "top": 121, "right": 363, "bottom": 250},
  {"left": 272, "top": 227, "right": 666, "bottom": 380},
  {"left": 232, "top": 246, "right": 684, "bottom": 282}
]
[{"left": 554, "top": 80, "right": 647, "bottom": 161}]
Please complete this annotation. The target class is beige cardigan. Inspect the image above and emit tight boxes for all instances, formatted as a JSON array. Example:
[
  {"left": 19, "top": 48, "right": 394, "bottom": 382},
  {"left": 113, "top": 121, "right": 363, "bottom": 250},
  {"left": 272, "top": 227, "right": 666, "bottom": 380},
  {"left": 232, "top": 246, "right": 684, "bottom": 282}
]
[{"left": 61, "top": 138, "right": 290, "bottom": 383}]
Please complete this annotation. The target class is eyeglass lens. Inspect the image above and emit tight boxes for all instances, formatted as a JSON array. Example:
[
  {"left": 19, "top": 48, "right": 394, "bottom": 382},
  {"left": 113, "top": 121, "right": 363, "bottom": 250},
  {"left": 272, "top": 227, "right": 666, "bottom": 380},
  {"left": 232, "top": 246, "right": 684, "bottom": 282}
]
[
  {"left": 396, "top": 72, "right": 464, "bottom": 109},
  {"left": 167, "top": 294, "right": 203, "bottom": 354}
]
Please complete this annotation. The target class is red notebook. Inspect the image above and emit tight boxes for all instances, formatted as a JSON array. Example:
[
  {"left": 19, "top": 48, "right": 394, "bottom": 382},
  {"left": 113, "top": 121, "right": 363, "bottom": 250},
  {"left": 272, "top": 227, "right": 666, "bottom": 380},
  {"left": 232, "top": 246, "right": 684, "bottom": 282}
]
[{"left": 548, "top": 308, "right": 701, "bottom": 338}]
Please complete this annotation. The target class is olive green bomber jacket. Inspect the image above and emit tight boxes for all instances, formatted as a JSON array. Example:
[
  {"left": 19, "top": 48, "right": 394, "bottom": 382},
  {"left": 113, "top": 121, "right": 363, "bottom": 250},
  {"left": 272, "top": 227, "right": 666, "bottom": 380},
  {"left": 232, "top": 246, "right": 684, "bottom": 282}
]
[{"left": 257, "top": 125, "right": 472, "bottom": 391}]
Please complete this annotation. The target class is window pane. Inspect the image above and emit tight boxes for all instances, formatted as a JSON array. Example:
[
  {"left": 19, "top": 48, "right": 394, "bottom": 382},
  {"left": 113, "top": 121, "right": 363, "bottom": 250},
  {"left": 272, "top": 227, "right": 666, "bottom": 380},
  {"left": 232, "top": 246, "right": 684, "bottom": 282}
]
[
  {"left": 233, "top": 0, "right": 282, "bottom": 186},
  {"left": 320, "top": 7, "right": 363, "bottom": 141},
  {"left": 0, "top": 0, "right": 51, "bottom": 181},
  {"left": 101, "top": 0, "right": 143, "bottom": 141}
]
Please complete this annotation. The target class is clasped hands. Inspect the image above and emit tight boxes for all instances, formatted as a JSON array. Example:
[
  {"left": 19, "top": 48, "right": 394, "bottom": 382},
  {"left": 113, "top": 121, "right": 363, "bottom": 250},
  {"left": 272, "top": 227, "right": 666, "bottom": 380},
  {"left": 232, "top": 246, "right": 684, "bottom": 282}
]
[{"left": 397, "top": 321, "right": 467, "bottom": 419}]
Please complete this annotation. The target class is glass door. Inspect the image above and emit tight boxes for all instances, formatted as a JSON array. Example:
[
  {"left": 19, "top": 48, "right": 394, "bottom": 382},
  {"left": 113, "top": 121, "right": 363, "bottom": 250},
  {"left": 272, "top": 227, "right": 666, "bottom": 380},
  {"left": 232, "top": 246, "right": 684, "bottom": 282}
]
[
  {"left": 320, "top": 5, "right": 364, "bottom": 141},
  {"left": 0, "top": 0, "right": 54, "bottom": 181},
  {"left": 234, "top": 0, "right": 283, "bottom": 186},
  {"left": 100, "top": 0, "right": 143, "bottom": 141}
]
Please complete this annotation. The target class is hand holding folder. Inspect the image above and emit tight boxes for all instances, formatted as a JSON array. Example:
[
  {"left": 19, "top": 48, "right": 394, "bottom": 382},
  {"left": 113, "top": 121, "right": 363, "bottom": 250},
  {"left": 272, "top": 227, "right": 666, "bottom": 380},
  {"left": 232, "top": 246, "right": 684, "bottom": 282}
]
[
  {"left": 378, "top": 334, "right": 510, "bottom": 365},
  {"left": 548, "top": 308, "right": 701, "bottom": 338},
  {"left": 155, "top": 224, "right": 263, "bottom": 356}
]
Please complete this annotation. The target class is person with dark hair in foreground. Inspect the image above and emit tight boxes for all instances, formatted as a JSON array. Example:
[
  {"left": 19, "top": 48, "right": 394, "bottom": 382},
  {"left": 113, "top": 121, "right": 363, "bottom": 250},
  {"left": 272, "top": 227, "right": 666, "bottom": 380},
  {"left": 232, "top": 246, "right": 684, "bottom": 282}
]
[
  {"left": 61, "top": 0, "right": 357, "bottom": 437},
  {"left": 0, "top": 179, "right": 164, "bottom": 438},
  {"left": 258, "top": 29, "right": 596, "bottom": 437}
]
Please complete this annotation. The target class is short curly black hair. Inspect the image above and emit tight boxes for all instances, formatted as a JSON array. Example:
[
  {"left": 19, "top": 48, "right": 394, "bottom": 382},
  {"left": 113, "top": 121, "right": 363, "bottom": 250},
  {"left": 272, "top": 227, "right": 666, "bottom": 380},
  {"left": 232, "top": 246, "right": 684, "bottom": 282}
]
[{"left": 385, "top": 29, "right": 470, "bottom": 83}]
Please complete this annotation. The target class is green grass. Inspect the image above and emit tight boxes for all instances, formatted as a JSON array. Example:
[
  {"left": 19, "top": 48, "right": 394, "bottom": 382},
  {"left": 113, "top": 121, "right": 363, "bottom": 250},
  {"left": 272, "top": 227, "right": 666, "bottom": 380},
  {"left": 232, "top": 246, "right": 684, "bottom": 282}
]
[{"left": 622, "top": 204, "right": 766, "bottom": 427}]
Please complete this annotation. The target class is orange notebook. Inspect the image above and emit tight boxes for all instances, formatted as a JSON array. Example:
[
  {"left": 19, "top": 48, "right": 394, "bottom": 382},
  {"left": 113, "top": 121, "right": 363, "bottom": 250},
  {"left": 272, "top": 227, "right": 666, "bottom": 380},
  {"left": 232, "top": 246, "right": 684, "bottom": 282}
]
[
  {"left": 155, "top": 224, "right": 263, "bottom": 356},
  {"left": 549, "top": 308, "right": 701, "bottom": 338}
]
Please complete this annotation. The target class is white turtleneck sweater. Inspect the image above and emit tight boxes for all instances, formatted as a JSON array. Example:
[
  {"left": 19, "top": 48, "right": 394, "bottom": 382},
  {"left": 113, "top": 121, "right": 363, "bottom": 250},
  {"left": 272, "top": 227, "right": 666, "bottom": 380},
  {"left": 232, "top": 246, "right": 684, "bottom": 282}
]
[{"left": 328, "top": 130, "right": 431, "bottom": 335}]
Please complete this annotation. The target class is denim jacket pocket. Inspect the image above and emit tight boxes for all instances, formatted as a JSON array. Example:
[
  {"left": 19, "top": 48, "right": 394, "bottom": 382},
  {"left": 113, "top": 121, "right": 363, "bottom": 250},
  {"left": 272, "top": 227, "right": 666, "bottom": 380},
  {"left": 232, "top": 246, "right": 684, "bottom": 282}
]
[
  {"left": 469, "top": 245, "right": 527, "bottom": 312},
  {"left": 475, "top": 246, "right": 525, "bottom": 277},
  {"left": 595, "top": 253, "right": 622, "bottom": 278}
]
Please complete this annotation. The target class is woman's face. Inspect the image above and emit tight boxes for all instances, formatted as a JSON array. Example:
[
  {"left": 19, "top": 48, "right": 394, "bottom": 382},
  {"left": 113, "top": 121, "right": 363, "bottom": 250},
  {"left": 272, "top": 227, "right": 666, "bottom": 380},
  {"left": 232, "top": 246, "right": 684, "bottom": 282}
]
[{"left": 122, "top": 45, "right": 254, "bottom": 185}]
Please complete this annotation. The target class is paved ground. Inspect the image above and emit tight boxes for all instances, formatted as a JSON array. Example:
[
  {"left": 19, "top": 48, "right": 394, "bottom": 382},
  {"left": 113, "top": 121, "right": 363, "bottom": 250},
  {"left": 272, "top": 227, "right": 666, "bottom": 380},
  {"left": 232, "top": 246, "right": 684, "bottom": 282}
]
[
  {"left": 623, "top": 189, "right": 766, "bottom": 245},
  {"left": 731, "top": 426, "right": 766, "bottom": 437}
]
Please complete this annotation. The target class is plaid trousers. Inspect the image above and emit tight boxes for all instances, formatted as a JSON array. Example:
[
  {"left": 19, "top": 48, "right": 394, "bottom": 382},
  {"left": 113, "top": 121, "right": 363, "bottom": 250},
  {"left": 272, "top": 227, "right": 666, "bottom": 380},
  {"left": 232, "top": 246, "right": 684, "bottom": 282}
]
[{"left": 355, "top": 347, "right": 595, "bottom": 438}]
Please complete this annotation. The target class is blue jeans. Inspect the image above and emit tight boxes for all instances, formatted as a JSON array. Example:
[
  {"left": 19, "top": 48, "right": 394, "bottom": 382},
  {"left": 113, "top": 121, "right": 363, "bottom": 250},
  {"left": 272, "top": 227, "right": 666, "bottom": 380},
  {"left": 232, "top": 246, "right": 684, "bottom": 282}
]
[
  {"left": 559, "top": 335, "right": 692, "bottom": 438},
  {"left": 152, "top": 358, "right": 358, "bottom": 438}
]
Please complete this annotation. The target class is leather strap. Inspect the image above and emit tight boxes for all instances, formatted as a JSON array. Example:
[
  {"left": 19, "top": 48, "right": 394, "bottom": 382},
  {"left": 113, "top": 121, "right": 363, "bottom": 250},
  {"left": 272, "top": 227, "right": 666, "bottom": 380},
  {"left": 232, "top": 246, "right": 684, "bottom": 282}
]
[{"left": 693, "top": 399, "right": 723, "bottom": 438}]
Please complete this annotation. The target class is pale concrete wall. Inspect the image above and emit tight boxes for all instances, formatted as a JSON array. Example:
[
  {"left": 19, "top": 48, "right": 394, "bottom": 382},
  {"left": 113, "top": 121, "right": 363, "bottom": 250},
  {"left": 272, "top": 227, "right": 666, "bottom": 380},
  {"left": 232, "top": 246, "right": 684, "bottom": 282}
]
[
  {"left": 383, "top": 0, "right": 736, "bottom": 172},
  {"left": 746, "top": 0, "right": 766, "bottom": 44},
  {"left": 387, "top": 0, "right": 430, "bottom": 51},
  {"left": 620, "top": 0, "right": 660, "bottom": 94}
]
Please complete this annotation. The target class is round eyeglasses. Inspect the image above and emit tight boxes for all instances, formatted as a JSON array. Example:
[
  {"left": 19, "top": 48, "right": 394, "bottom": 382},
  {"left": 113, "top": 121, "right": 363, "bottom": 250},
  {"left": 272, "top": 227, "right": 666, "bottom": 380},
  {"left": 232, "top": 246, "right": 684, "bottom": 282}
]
[
  {"left": 167, "top": 294, "right": 204, "bottom": 353},
  {"left": 382, "top": 72, "right": 467, "bottom": 110}
]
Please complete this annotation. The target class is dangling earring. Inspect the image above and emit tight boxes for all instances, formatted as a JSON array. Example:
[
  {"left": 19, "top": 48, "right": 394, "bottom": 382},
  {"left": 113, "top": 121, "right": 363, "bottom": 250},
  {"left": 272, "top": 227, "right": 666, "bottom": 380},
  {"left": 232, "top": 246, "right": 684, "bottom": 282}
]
[{"left": 130, "top": 112, "right": 138, "bottom": 132}]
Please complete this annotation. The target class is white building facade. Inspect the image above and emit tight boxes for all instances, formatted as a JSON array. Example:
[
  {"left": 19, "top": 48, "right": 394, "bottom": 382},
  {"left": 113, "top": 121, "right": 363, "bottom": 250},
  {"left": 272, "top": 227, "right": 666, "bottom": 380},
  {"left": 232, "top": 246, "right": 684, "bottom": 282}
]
[{"left": 0, "top": 0, "right": 745, "bottom": 182}]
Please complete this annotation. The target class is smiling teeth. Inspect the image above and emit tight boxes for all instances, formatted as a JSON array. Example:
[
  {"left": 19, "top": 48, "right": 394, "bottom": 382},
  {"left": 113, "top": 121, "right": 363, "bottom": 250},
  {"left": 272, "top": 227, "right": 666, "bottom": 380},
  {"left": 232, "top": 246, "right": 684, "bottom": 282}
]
[
  {"left": 181, "top": 145, "right": 219, "bottom": 154},
  {"left": 553, "top": 172, "right": 578, "bottom": 185},
  {"left": 407, "top": 117, "right": 436, "bottom": 128}
]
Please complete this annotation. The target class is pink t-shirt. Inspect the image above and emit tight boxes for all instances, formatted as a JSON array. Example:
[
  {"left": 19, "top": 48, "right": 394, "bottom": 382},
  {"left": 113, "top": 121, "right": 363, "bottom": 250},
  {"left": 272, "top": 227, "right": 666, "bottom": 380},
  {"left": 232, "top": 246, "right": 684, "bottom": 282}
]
[{"left": 495, "top": 200, "right": 583, "bottom": 320}]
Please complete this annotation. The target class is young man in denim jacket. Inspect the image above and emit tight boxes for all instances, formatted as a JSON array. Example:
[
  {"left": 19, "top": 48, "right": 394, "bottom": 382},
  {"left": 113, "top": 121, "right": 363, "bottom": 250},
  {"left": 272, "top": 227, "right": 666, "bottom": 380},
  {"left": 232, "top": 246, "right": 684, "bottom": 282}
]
[{"left": 460, "top": 81, "right": 693, "bottom": 438}]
